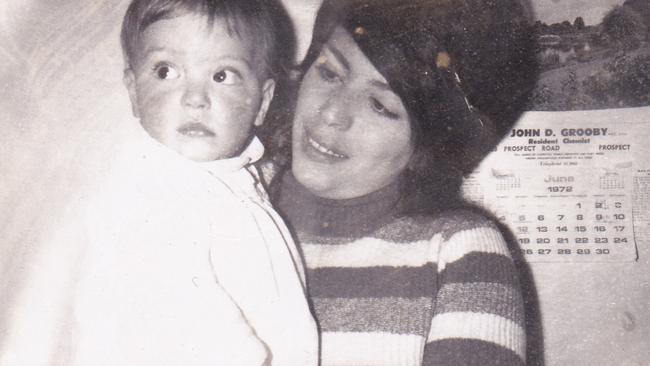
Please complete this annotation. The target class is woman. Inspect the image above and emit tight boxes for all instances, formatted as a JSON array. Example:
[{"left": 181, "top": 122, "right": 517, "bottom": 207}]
[{"left": 268, "top": 0, "right": 538, "bottom": 365}]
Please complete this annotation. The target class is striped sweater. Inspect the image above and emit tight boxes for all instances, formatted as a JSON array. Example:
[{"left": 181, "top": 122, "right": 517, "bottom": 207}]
[{"left": 276, "top": 172, "right": 525, "bottom": 366}]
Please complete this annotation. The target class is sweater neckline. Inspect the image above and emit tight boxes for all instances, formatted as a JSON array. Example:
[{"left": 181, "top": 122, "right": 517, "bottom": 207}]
[{"left": 276, "top": 171, "right": 402, "bottom": 237}]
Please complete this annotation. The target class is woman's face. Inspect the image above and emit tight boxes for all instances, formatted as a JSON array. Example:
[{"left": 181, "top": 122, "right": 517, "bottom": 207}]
[{"left": 291, "top": 27, "right": 414, "bottom": 199}]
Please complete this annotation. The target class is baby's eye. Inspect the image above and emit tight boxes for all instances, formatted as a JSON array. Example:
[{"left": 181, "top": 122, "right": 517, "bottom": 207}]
[
  {"left": 213, "top": 69, "right": 242, "bottom": 85},
  {"left": 154, "top": 64, "right": 180, "bottom": 80}
]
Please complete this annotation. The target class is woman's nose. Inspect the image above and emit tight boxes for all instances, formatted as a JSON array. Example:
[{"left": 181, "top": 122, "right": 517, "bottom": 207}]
[
  {"left": 181, "top": 82, "right": 211, "bottom": 110},
  {"left": 320, "top": 92, "right": 353, "bottom": 130}
]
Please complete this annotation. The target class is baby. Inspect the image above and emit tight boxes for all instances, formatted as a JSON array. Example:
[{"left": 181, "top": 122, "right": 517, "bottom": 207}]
[{"left": 0, "top": 0, "right": 316, "bottom": 365}]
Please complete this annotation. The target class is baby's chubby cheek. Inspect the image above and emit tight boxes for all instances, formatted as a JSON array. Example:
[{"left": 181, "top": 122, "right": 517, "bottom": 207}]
[
  {"left": 231, "top": 96, "right": 263, "bottom": 123},
  {"left": 240, "top": 96, "right": 262, "bottom": 114}
]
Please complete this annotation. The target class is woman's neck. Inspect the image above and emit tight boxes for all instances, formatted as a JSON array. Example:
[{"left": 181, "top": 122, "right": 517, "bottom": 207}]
[{"left": 275, "top": 170, "right": 401, "bottom": 237}]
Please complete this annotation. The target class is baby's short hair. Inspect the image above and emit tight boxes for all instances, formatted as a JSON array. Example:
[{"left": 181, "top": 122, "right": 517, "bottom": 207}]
[{"left": 120, "top": 0, "right": 294, "bottom": 79}]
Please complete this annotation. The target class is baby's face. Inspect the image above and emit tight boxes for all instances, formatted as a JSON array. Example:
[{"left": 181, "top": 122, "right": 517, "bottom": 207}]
[{"left": 124, "top": 13, "right": 274, "bottom": 162}]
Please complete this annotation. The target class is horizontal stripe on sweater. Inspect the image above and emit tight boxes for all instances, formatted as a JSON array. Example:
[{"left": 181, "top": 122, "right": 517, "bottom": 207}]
[
  {"left": 296, "top": 216, "right": 438, "bottom": 245},
  {"left": 301, "top": 237, "right": 438, "bottom": 268},
  {"left": 297, "top": 211, "right": 500, "bottom": 245},
  {"left": 308, "top": 264, "right": 436, "bottom": 298},
  {"left": 423, "top": 338, "right": 525, "bottom": 366},
  {"left": 435, "top": 282, "right": 524, "bottom": 324},
  {"left": 440, "top": 252, "right": 520, "bottom": 287},
  {"left": 312, "top": 297, "right": 432, "bottom": 334},
  {"left": 427, "top": 312, "right": 526, "bottom": 361},
  {"left": 437, "top": 226, "right": 512, "bottom": 270},
  {"left": 320, "top": 332, "right": 425, "bottom": 366},
  {"left": 300, "top": 226, "right": 509, "bottom": 270},
  {"left": 310, "top": 282, "right": 523, "bottom": 334},
  {"left": 306, "top": 252, "right": 517, "bottom": 300}
]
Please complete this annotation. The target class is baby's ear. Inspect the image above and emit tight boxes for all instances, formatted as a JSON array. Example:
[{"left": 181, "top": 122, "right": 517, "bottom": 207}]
[
  {"left": 123, "top": 68, "right": 140, "bottom": 118},
  {"left": 254, "top": 79, "right": 276, "bottom": 127}
]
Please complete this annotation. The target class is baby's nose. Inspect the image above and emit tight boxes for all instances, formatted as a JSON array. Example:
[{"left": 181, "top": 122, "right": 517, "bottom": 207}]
[{"left": 182, "top": 84, "right": 210, "bottom": 109}]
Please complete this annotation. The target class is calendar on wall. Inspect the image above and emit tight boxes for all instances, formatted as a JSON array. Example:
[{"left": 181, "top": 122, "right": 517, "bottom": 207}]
[{"left": 462, "top": 109, "right": 649, "bottom": 262}]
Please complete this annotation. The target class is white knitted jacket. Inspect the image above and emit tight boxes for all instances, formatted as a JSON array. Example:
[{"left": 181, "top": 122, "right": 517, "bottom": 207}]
[{"left": 0, "top": 125, "right": 317, "bottom": 366}]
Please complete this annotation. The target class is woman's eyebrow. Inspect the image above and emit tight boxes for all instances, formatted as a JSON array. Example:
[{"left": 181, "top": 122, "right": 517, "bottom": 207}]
[
  {"left": 370, "top": 79, "right": 391, "bottom": 91},
  {"left": 325, "top": 44, "right": 349, "bottom": 71}
]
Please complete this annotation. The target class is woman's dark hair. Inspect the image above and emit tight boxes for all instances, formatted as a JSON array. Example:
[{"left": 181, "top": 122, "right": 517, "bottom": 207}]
[{"left": 266, "top": 0, "right": 538, "bottom": 215}]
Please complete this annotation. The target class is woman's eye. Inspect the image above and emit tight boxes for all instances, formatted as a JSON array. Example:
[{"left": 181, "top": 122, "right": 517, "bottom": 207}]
[
  {"left": 154, "top": 64, "right": 180, "bottom": 80},
  {"left": 213, "top": 69, "right": 242, "bottom": 85},
  {"left": 370, "top": 97, "right": 397, "bottom": 118},
  {"left": 316, "top": 64, "right": 340, "bottom": 82}
]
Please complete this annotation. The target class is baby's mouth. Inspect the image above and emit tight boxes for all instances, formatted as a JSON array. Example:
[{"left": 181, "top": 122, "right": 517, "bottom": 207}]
[
  {"left": 178, "top": 122, "right": 215, "bottom": 138},
  {"left": 306, "top": 131, "right": 347, "bottom": 159}
]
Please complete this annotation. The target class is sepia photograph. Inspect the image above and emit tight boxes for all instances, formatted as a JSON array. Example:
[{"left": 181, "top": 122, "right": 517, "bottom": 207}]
[{"left": 1, "top": 0, "right": 648, "bottom": 365}]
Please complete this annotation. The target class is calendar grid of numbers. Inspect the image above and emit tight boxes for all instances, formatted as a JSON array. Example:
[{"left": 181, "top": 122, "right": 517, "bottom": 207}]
[
  {"left": 487, "top": 167, "right": 635, "bottom": 262},
  {"left": 461, "top": 116, "right": 642, "bottom": 263}
]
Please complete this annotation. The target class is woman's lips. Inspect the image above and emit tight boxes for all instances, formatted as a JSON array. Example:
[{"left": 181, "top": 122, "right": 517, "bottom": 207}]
[
  {"left": 303, "top": 129, "right": 348, "bottom": 160},
  {"left": 177, "top": 122, "right": 216, "bottom": 137}
]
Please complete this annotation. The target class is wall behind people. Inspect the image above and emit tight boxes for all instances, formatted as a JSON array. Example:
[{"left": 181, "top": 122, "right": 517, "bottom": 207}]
[{"left": 0, "top": 1, "right": 647, "bottom": 365}]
